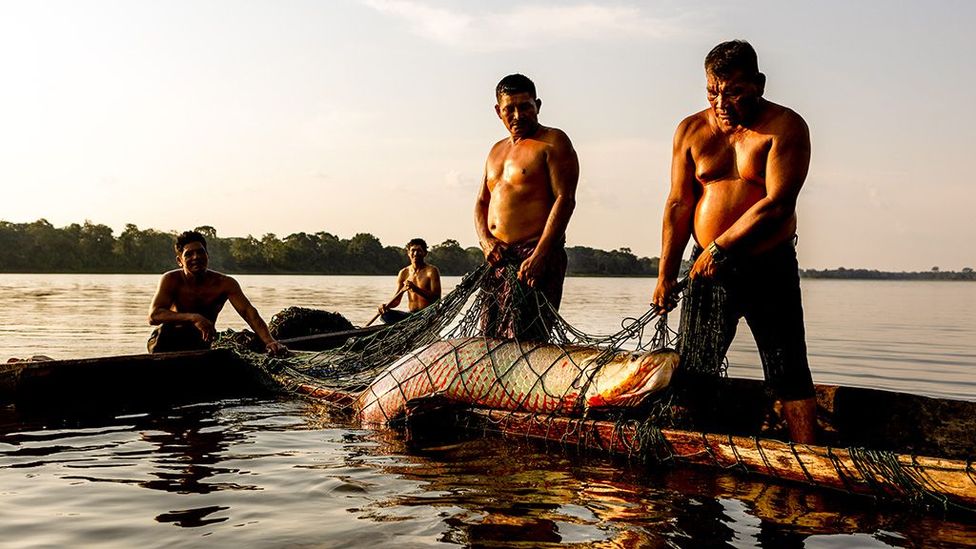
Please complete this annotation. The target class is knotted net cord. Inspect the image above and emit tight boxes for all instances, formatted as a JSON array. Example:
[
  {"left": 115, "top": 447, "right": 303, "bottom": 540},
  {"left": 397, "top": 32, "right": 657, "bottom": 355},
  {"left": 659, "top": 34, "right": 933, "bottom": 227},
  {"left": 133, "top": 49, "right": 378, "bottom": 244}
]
[
  {"left": 218, "top": 262, "right": 975, "bottom": 512},
  {"left": 242, "top": 260, "right": 681, "bottom": 413}
]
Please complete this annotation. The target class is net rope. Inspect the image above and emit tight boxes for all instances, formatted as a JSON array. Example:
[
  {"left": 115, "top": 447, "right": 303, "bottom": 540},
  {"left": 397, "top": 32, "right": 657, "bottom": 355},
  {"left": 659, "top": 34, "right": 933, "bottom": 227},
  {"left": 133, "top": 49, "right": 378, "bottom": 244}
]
[
  {"left": 215, "top": 261, "right": 975, "bottom": 512},
  {"left": 244, "top": 261, "right": 682, "bottom": 410}
]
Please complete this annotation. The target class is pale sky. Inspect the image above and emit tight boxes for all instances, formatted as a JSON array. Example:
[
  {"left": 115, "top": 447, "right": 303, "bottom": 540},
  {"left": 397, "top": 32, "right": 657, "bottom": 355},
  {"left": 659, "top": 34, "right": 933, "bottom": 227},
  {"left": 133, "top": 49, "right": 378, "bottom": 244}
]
[{"left": 1, "top": 0, "right": 973, "bottom": 271}]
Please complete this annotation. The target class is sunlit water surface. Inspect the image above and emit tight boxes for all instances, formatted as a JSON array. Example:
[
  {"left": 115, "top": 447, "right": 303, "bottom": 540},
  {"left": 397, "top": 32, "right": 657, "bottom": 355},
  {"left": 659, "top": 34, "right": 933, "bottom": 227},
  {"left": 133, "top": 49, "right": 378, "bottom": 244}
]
[{"left": 1, "top": 275, "right": 975, "bottom": 547}]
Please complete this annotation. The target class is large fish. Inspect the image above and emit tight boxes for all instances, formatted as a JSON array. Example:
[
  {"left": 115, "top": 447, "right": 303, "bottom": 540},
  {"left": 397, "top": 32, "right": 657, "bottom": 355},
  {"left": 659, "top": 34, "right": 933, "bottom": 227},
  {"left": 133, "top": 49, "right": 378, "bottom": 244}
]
[{"left": 352, "top": 337, "right": 678, "bottom": 425}]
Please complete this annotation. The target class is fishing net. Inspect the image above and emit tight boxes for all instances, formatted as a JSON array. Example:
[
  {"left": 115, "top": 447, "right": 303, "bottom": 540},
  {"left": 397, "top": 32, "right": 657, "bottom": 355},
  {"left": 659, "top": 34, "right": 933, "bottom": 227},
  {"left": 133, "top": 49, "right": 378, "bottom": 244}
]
[
  {"left": 242, "top": 260, "right": 683, "bottom": 426},
  {"left": 268, "top": 307, "right": 355, "bottom": 340},
  {"left": 215, "top": 258, "right": 975, "bottom": 513}
]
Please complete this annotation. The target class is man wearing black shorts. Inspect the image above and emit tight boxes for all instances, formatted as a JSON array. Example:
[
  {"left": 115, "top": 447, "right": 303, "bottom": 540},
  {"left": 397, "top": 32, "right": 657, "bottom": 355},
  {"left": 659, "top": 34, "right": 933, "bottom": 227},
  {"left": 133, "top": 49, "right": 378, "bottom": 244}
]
[
  {"left": 652, "top": 40, "right": 816, "bottom": 442},
  {"left": 677, "top": 240, "right": 813, "bottom": 404}
]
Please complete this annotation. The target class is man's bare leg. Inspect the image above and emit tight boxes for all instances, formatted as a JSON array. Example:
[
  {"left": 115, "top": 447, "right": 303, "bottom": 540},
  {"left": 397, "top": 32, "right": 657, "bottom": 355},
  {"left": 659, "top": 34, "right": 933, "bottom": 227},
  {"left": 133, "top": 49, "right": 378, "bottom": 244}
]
[{"left": 782, "top": 397, "right": 816, "bottom": 444}]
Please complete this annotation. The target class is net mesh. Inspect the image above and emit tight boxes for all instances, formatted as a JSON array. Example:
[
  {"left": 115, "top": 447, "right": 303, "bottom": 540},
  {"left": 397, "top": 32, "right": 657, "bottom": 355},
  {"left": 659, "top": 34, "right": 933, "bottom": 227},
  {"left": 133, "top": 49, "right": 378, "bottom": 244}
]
[
  {"left": 238, "top": 261, "right": 682, "bottom": 426},
  {"left": 214, "top": 261, "right": 975, "bottom": 512}
]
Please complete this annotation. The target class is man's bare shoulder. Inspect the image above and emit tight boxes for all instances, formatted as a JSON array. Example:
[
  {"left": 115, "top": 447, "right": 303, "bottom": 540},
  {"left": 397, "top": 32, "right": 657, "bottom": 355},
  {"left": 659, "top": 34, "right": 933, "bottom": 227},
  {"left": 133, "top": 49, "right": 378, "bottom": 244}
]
[
  {"left": 489, "top": 136, "right": 510, "bottom": 154},
  {"left": 673, "top": 109, "right": 711, "bottom": 146},
  {"left": 760, "top": 101, "right": 809, "bottom": 135},
  {"left": 538, "top": 126, "right": 574, "bottom": 148},
  {"left": 679, "top": 109, "right": 711, "bottom": 130},
  {"left": 204, "top": 270, "right": 240, "bottom": 292},
  {"left": 159, "top": 269, "right": 185, "bottom": 286}
]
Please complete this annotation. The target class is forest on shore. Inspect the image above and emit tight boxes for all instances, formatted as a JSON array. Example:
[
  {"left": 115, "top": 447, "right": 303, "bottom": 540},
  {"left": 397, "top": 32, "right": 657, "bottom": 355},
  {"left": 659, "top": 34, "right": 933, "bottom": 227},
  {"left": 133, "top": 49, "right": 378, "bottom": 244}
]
[
  {"left": 0, "top": 219, "right": 657, "bottom": 276},
  {"left": 1, "top": 219, "right": 972, "bottom": 280}
]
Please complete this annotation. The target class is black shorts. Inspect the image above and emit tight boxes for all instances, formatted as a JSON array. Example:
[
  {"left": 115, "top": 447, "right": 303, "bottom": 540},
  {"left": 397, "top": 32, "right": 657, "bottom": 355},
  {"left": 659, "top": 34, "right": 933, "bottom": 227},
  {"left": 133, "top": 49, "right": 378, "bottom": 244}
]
[
  {"left": 677, "top": 240, "right": 815, "bottom": 401},
  {"left": 381, "top": 309, "right": 412, "bottom": 325},
  {"left": 147, "top": 324, "right": 211, "bottom": 353}
]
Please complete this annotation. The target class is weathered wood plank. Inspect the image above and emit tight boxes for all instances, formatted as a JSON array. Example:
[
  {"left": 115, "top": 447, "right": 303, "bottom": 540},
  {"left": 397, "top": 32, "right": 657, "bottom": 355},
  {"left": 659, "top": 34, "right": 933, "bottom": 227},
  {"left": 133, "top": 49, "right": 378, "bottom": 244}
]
[
  {"left": 466, "top": 408, "right": 976, "bottom": 508},
  {"left": 0, "top": 325, "right": 383, "bottom": 403}
]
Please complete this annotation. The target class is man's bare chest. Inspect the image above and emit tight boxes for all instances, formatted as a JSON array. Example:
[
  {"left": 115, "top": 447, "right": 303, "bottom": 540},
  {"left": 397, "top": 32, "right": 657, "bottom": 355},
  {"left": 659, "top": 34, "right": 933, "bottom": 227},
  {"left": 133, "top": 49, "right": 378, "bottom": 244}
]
[
  {"left": 174, "top": 285, "right": 227, "bottom": 312},
  {"left": 694, "top": 134, "right": 770, "bottom": 185},
  {"left": 488, "top": 143, "right": 549, "bottom": 188},
  {"left": 408, "top": 267, "right": 433, "bottom": 285}
]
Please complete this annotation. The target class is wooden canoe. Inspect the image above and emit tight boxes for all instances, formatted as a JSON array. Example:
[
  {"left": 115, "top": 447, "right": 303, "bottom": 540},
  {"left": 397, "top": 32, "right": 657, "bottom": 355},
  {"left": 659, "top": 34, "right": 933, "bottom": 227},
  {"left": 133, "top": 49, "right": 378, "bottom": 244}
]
[
  {"left": 0, "top": 325, "right": 385, "bottom": 408},
  {"left": 281, "top": 367, "right": 976, "bottom": 510},
  {"left": 424, "top": 376, "right": 976, "bottom": 511},
  {"left": 4, "top": 328, "right": 973, "bottom": 510}
]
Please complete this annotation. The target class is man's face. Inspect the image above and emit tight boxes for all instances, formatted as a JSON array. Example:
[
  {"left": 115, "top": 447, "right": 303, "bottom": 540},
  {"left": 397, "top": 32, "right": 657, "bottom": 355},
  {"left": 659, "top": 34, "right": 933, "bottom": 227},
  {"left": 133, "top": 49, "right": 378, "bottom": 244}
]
[
  {"left": 407, "top": 244, "right": 427, "bottom": 263},
  {"left": 706, "top": 70, "right": 763, "bottom": 128},
  {"left": 177, "top": 241, "right": 209, "bottom": 274},
  {"left": 495, "top": 92, "right": 541, "bottom": 139}
]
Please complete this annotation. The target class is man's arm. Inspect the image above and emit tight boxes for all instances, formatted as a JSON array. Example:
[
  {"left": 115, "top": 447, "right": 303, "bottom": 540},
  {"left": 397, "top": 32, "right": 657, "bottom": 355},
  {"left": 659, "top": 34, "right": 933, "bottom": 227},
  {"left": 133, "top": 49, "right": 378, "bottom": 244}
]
[
  {"left": 225, "top": 277, "right": 287, "bottom": 355},
  {"left": 380, "top": 269, "right": 409, "bottom": 313},
  {"left": 148, "top": 272, "right": 216, "bottom": 342},
  {"left": 652, "top": 118, "right": 698, "bottom": 310},
  {"left": 713, "top": 113, "right": 810, "bottom": 254},
  {"left": 517, "top": 130, "right": 579, "bottom": 287}
]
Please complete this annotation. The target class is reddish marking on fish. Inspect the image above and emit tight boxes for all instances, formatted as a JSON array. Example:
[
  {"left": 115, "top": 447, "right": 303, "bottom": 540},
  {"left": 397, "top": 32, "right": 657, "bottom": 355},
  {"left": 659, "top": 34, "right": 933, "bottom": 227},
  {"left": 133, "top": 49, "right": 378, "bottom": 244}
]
[{"left": 353, "top": 337, "right": 679, "bottom": 425}]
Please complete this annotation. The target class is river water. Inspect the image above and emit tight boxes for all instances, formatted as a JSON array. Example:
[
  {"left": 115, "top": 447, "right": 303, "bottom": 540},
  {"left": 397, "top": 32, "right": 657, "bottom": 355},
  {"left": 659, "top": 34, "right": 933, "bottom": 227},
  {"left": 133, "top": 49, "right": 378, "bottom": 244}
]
[{"left": 1, "top": 274, "right": 975, "bottom": 547}]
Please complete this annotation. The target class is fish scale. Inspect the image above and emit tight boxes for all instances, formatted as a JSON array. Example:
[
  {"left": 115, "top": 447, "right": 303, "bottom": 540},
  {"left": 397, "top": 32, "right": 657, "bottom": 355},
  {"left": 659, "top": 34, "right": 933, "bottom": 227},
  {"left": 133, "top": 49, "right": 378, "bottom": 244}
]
[{"left": 358, "top": 337, "right": 623, "bottom": 423}]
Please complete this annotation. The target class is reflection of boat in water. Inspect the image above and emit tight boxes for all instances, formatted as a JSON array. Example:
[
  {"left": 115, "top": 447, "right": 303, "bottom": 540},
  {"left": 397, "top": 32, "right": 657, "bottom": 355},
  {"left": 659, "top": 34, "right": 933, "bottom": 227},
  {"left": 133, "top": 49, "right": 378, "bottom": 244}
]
[{"left": 333, "top": 429, "right": 976, "bottom": 547}]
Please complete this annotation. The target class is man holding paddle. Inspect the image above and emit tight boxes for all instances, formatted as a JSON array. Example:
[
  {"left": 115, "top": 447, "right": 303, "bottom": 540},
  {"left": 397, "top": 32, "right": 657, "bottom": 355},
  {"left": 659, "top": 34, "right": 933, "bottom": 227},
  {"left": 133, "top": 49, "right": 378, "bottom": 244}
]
[
  {"left": 148, "top": 230, "right": 288, "bottom": 355},
  {"left": 474, "top": 73, "right": 579, "bottom": 340},
  {"left": 375, "top": 238, "right": 441, "bottom": 325},
  {"left": 651, "top": 40, "right": 816, "bottom": 443}
]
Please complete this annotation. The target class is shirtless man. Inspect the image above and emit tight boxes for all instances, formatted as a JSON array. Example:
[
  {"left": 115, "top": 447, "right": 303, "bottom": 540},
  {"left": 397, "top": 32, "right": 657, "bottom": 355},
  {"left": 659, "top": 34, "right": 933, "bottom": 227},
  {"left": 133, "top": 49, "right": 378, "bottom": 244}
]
[
  {"left": 377, "top": 238, "right": 441, "bottom": 324},
  {"left": 651, "top": 41, "right": 816, "bottom": 443},
  {"left": 474, "top": 73, "right": 579, "bottom": 339},
  {"left": 148, "top": 230, "right": 287, "bottom": 355}
]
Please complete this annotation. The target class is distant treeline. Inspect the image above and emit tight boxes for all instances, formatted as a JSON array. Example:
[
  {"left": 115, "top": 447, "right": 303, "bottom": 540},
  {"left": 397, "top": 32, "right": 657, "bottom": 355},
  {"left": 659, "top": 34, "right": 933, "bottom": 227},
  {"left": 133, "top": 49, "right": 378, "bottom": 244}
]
[
  {"left": 801, "top": 267, "right": 975, "bottom": 280},
  {"left": 3, "top": 219, "right": 971, "bottom": 279},
  {"left": 0, "top": 219, "right": 658, "bottom": 276}
]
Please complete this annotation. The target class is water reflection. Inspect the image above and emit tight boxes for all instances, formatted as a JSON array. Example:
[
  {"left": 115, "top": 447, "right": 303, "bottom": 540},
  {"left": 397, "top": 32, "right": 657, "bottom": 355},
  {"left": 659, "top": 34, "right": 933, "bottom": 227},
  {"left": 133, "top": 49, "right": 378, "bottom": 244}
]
[
  {"left": 155, "top": 505, "right": 230, "bottom": 527},
  {"left": 137, "top": 403, "right": 250, "bottom": 495},
  {"left": 3, "top": 396, "right": 976, "bottom": 547},
  {"left": 315, "top": 403, "right": 976, "bottom": 548}
]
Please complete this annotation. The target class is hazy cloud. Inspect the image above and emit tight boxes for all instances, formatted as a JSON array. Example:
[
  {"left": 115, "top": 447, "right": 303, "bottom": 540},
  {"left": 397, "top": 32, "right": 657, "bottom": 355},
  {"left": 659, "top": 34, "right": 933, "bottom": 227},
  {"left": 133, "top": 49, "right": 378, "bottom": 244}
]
[
  {"left": 361, "top": 1, "right": 698, "bottom": 52},
  {"left": 443, "top": 169, "right": 478, "bottom": 192},
  {"left": 866, "top": 184, "right": 888, "bottom": 210}
]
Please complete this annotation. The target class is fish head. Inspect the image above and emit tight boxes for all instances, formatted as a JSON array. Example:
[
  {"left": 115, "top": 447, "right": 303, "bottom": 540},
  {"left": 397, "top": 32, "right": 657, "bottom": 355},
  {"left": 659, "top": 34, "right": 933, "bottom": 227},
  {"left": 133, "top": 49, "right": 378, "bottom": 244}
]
[{"left": 585, "top": 349, "right": 679, "bottom": 409}]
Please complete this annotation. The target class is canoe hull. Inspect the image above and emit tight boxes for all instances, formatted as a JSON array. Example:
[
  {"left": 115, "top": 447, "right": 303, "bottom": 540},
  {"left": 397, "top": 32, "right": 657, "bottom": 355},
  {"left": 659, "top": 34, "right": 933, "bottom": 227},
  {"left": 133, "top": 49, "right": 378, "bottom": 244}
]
[
  {"left": 0, "top": 325, "right": 384, "bottom": 409},
  {"left": 459, "top": 407, "right": 976, "bottom": 510}
]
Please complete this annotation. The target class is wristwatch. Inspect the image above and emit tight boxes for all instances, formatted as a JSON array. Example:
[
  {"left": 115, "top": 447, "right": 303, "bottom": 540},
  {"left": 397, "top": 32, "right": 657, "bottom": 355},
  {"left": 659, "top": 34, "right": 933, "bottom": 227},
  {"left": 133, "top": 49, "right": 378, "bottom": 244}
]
[{"left": 707, "top": 241, "right": 728, "bottom": 266}]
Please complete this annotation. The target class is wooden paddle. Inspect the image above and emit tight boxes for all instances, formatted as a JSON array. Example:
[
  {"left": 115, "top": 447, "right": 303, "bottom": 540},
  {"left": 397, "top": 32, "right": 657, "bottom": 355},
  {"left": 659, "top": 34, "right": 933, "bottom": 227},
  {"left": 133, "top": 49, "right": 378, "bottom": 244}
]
[{"left": 365, "top": 286, "right": 409, "bottom": 327}]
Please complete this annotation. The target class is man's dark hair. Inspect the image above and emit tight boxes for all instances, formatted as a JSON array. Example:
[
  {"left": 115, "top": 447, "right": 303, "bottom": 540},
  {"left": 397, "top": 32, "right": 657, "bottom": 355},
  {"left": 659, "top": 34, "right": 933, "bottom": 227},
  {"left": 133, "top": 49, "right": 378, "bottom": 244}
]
[
  {"left": 406, "top": 238, "right": 428, "bottom": 251},
  {"left": 175, "top": 230, "right": 207, "bottom": 254},
  {"left": 705, "top": 40, "right": 760, "bottom": 78},
  {"left": 495, "top": 74, "right": 536, "bottom": 100}
]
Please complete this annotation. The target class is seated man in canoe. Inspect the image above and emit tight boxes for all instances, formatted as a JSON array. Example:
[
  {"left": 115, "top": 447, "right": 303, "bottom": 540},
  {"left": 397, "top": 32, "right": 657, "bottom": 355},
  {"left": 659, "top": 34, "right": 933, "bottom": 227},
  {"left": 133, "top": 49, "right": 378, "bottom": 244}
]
[
  {"left": 147, "top": 230, "right": 287, "bottom": 355},
  {"left": 376, "top": 238, "right": 441, "bottom": 324},
  {"left": 474, "top": 73, "right": 579, "bottom": 340}
]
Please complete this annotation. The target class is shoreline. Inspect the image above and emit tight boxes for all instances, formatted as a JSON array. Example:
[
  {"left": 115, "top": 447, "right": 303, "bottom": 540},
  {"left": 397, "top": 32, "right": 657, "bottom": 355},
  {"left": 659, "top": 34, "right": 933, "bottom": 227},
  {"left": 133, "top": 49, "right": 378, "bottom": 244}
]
[{"left": 0, "top": 270, "right": 973, "bottom": 281}]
